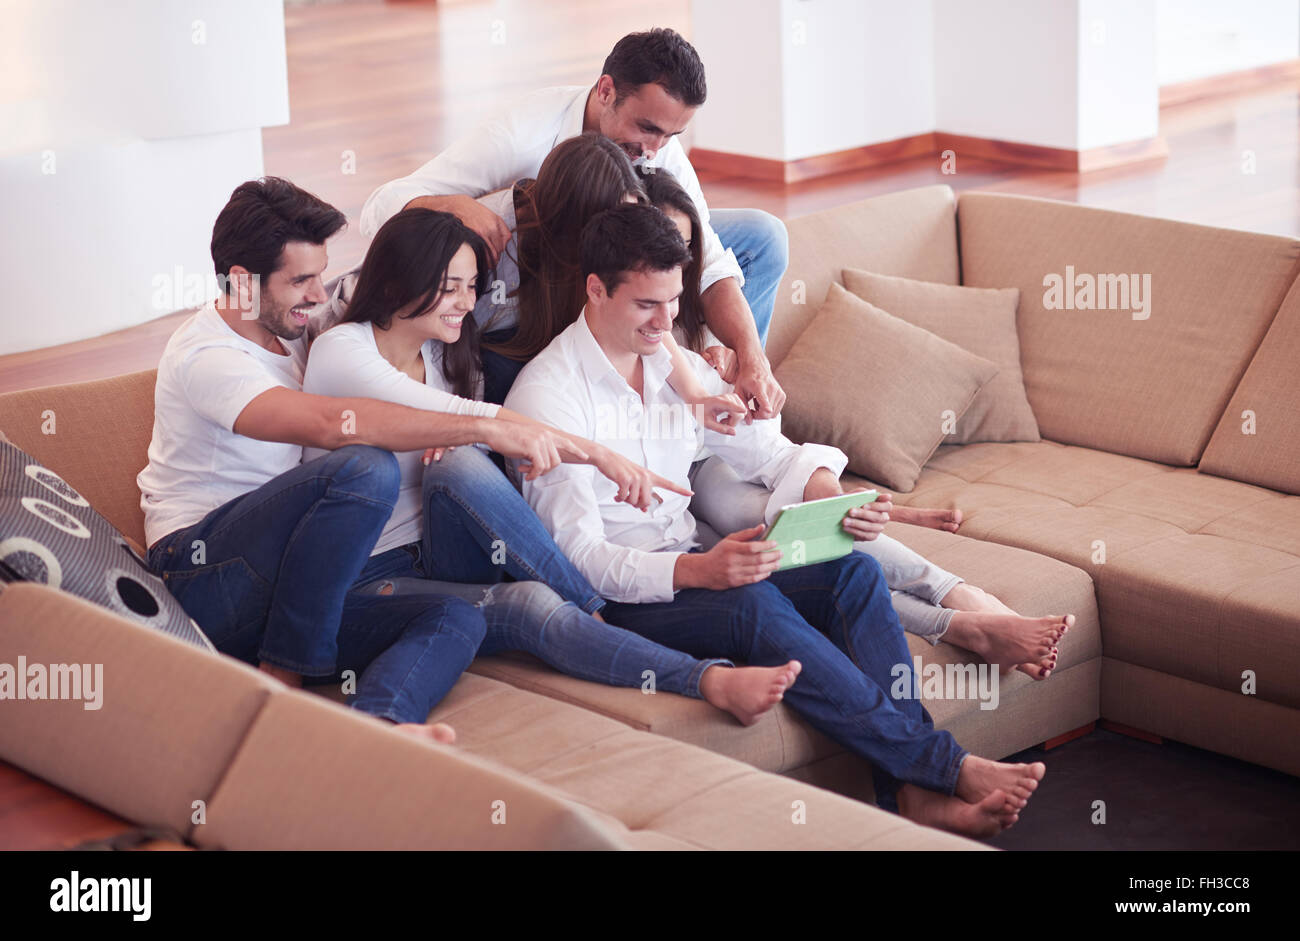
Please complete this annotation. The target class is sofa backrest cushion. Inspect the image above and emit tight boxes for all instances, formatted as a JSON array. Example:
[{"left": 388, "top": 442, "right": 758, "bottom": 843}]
[
  {"left": 767, "top": 184, "right": 960, "bottom": 368},
  {"left": 958, "top": 191, "right": 1300, "bottom": 466},
  {"left": 0, "top": 581, "right": 276, "bottom": 835},
  {"left": 0, "top": 370, "right": 157, "bottom": 551},
  {"left": 1198, "top": 275, "right": 1300, "bottom": 494},
  {"left": 195, "top": 689, "right": 625, "bottom": 850}
]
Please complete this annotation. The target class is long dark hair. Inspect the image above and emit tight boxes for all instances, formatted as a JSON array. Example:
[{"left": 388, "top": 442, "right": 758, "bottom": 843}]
[
  {"left": 637, "top": 166, "right": 706, "bottom": 354},
  {"left": 491, "top": 132, "right": 646, "bottom": 361},
  {"left": 340, "top": 208, "right": 491, "bottom": 400}
]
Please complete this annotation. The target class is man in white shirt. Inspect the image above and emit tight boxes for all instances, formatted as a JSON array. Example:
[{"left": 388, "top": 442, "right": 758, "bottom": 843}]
[
  {"left": 139, "top": 177, "right": 586, "bottom": 740},
  {"left": 361, "top": 27, "right": 789, "bottom": 419},
  {"left": 505, "top": 204, "right": 1047, "bottom": 837}
]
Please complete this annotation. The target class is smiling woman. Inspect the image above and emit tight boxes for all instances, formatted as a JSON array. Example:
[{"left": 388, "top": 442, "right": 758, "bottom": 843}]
[{"left": 337, "top": 207, "right": 492, "bottom": 400}]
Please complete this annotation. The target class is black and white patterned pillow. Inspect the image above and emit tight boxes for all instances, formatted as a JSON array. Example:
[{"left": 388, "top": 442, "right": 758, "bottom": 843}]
[{"left": 0, "top": 440, "right": 215, "bottom": 651}]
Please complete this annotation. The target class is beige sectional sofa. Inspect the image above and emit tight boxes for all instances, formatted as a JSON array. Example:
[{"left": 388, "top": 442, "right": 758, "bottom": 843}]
[{"left": 1, "top": 183, "right": 1296, "bottom": 849}]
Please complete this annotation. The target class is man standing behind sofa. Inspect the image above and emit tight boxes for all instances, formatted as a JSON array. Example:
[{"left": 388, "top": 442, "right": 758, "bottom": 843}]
[
  {"left": 138, "top": 177, "right": 581, "bottom": 742},
  {"left": 505, "top": 204, "right": 1047, "bottom": 838},
  {"left": 360, "top": 27, "right": 789, "bottom": 417}
]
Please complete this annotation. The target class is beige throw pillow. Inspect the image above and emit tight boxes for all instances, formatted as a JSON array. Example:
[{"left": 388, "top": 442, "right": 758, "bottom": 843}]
[
  {"left": 775, "top": 283, "right": 1000, "bottom": 492},
  {"left": 842, "top": 268, "right": 1039, "bottom": 443}
]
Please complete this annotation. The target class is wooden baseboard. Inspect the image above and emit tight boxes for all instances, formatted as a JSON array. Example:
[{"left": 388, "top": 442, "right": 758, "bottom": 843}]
[
  {"left": 693, "top": 129, "right": 1166, "bottom": 182},
  {"left": 1160, "top": 59, "right": 1300, "bottom": 108},
  {"left": 691, "top": 133, "right": 935, "bottom": 184},
  {"left": 1101, "top": 719, "right": 1165, "bottom": 745},
  {"left": 935, "top": 132, "right": 1168, "bottom": 173},
  {"left": 1043, "top": 721, "right": 1096, "bottom": 750}
]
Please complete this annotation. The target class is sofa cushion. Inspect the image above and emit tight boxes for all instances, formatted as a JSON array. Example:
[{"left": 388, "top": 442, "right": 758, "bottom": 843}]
[
  {"left": 195, "top": 688, "right": 624, "bottom": 850},
  {"left": 0, "top": 582, "right": 276, "bottom": 836},
  {"left": 424, "top": 672, "right": 984, "bottom": 850},
  {"left": 1199, "top": 275, "right": 1300, "bottom": 495},
  {"left": 881, "top": 441, "right": 1300, "bottom": 710},
  {"left": 768, "top": 185, "right": 960, "bottom": 368},
  {"left": 842, "top": 269, "right": 1039, "bottom": 444},
  {"left": 462, "top": 520, "right": 1101, "bottom": 782},
  {"left": 957, "top": 191, "right": 1300, "bottom": 466},
  {"left": 0, "top": 370, "right": 157, "bottom": 551},
  {"left": 0, "top": 440, "right": 212, "bottom": 650},
  {"left": 776, "top": 283, "right": 999, "bottom": 492}
]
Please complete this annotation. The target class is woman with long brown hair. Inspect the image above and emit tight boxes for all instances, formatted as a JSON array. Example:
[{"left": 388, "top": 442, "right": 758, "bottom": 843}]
[{"left": 473, "top": 133, "right": 746, "bottom": 441}]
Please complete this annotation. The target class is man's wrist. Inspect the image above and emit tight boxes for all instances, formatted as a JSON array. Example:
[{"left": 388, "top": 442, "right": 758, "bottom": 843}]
[
  {"left": 736, "top": 344, "right": 769, "bottom": 373},
  {"left": 673, "top": 552, "right": 702, "bottom": 590},
  {"left": 403, "top": 193, "right": 459, "bottom": 213},
  {"left": 468, "top": 415, "right": 496, "bottom": 450}
]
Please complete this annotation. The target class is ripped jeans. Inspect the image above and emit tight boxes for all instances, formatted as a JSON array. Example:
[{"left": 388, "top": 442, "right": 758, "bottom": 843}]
[{"left": 351, "top": 541, "right": 731, "bottom": 700}]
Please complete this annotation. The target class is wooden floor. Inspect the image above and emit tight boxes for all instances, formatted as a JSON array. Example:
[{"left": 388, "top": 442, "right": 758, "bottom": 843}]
[{"left": 1, "top": 0, "right": 1297, "bottom": 394}]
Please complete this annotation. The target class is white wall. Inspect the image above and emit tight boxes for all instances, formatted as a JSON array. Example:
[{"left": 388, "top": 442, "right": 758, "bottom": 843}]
[
  {"left": 0, "top": 0, "right": 289, "bottom": 355},
  {"left": 689, "top": 0, "right": 934, "bottom": 162},
  {"left": 1156, "top": 0, "right": 1300, "bottom": 84},
  {"left": 780, "top": 0, "right": 935, "bottom": 161},
  {"left": 1077, "top": 0, "right": 1160, "bottom": 149},
  {"left": 933, "top": 0, "right": 1082, "bottom": 150},
  {"left": 688, "top": 0, "right": 786, "bottom": 160}
]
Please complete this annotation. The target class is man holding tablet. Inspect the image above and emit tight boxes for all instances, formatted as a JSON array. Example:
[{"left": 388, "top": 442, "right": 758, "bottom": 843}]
[{"left": 506, "top": 204, "right": 1046, "bottom": 838}]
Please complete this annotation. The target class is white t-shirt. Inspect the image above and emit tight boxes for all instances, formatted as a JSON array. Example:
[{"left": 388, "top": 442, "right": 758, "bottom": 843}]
[
  {"left": 302, "top": 321, "right": 502, "bottom": 555},
  {"left": 137, "top": 304, "right": 308, "bottom": 548}
]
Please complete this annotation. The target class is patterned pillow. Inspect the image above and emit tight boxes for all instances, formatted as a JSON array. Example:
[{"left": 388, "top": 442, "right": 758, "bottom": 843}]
[{"left": 0, "top": 440, "right": 215, "bottom": 651}]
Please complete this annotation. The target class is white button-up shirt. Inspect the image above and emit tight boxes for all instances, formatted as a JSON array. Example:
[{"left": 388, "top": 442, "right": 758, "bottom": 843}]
[
  {"left": 359, "top": 84, "right": 744, "bottom": 296},
  {"left": 504, "top": 311, "right": 847, "bottom": 604}
]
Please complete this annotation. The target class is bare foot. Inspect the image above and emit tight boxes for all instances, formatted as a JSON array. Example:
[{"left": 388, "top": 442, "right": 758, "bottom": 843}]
[
  {"left": 700, "top": 660, "right": 802, "bottom": 726},
  {"left": 1016, "top": 661, "right": 1051, "bottom": 680},
  {"left": 893, "top": 505, "right": 963, "bottom": 533},
  {"left": 393, "top": 722, "right": 457, "bottom": 745},
  {"left": 955, "top": 755, "right": 1045, "bottom": 809},
  {"left": 897, "top": 783, "right": 1019, "bottom": 837},
  {"left": 945, "top": 611, "right": 1070, "bottom": 669}
]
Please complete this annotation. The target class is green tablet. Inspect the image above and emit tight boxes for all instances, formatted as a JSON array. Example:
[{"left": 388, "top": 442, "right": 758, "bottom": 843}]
[{"left": 762, "top": 490, "right": 879, "bottom": 571}]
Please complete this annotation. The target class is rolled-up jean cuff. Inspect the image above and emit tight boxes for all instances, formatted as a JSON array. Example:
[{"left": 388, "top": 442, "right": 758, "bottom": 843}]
[
  {"left": 925, "top": 606, "right": 958, "bottom": 646},
  {"left": 254, "top": 648, "right": 338, "bottom": 678},
  {"left": 685, "top": 657, "right": 736, "bottom": 699},
  {"left": 948, "top": 750, "right": 971, "bottom": 796},
  {"left": 927, "top": 573, "right": 964, "bottom": 607},
  {"left": 582, "top": 595, "right": 606, "bottom": 616}
]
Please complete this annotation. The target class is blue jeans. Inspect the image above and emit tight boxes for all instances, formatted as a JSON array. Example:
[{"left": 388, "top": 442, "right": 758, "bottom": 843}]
[
  {"left": 421, "top": 445, "right": 605, "bottom": 614},
  {"left": 416, "top": 446, "right": 730, "bottom": 695},
  {"left": 148, "top": 445, "right": 487, "bottom": 725},
  {"left": 710, "top": 207, "right": 790, "bottom": 349},
  {"left": 600, "top": 552, "right": 969, "bottom": 812},
  {"left": 355, "top": 550, "right": 729, "bottom": 699}
]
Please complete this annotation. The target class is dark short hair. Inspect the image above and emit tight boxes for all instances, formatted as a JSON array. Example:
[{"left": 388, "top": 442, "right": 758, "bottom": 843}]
[
  {"left": 580, "top": 203, "right": 690, "bottom": 296},
  {"left": 600, "top": 28, "right": 706, "bottom": 107},
  {"left": 210, "top": 177, "right": 346, "bottom": 291}
]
